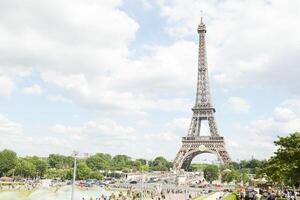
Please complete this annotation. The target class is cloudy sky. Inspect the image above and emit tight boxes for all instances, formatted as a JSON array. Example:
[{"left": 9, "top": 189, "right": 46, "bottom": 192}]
[{"left": 0, "top": 0, "right": 300, "bottom": 161}]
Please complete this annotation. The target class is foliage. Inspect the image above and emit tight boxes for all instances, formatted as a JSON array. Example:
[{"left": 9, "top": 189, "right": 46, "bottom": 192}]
[
  {"left": 45, "top": 168, "right": 72, "bottom": 180},
  {"left": 136, "top": 158, "right": 147, "bottom": 165},
  {"left": 0, "top": 149, "right": 18, "bottom": 176},
  {"left": 112, "top": 155, "right": 130, "bottom": 171},
  {"left": 149, "top": 156, "right": 172, "bottom": 171},
  {"left": 86, "top": 153, "right": 111, "bottom": 170},
  {"left": 221, "top": 169, "right": 235, "bottom": 183},
  {"left": 103, "top": 171, "right": 122, "bottom": 179},
  {"left": 89, "top": 171, "right": 104, "bottom": 180},
  {"left": 26, "top": 156, "right": 48, "bottom": 178},
  {"left": 235, "top": 168, "right": 250, "bottom": 183},
  {"left": 15, "top": 158, "right": 36, "bottom": 178},
  {"left": 227, "top": 159, "right": 266, "bottom": 175},
  {"left": 190, "top": 163, "right": 209, "bottom": 171},
  {"left": 263, "top": 132, "right": 300, "bottom": 186},
  {"left": 48, "top": 154, "right": 73, "bottom": 169},
  {"left": 223, "top": 193, "right": 238, "bottom": 200},
  {"left": 204, "top": 164, "right": 219, "bottom": 183},
  {"left": 76, "top": 162, "right": 92, "bottom": 180}
]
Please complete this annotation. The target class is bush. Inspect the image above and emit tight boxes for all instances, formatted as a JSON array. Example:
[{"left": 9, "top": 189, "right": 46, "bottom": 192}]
[{"left": 223, "top": 193, "right": 238, "bottom": 200}]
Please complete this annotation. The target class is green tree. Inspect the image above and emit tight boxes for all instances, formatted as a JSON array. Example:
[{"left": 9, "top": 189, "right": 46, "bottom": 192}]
[
  {"left": 204, "top": 164, "right": 219, "bottom": 183},
  {"left": 112, "top": 155, "right": 130, "bottom": 170},
  {"left": 90, "top": 171, "right": 104, "bottom": 180},
  {"left": 45, "top": 168, "right": 72, "bottom": 180},
  {"left": 228, "top": 162, "right": 239, "bottom": 170},
  {"left": 149, "top": 156, "right": 172, "bottom": 171},
  {"left": 15, "top": 158, "right": 36, "bottom": 178},
  {"left": 190, "top": 163, "right": 208, "bottom": 171},
  {"left": 264, "top": 132, "right": 300, "bottom": 198},
  {"left": 48, "top": 154, "right": 64, "bottom": 168},
  {"left": 235, "top": 168, "right": 250, "bottom": 183},
  {"left": 0, "top": 149, "right": 18, "bottom": 176},
  {"left": 86, "top": 153, "right": 111, "bottom": 170},
  {"left": 238, "top": 159, "right": 265, "bottom": 174},
  {"left": 76, "top": 162, "right": 92, "bottom": 180},
  {"left": 48, "top": 154, "right": 73, "bottom": 169},
  {"left": 136, "top": 159, "right": 147, "bottom": 165},
  {"left": 221, "top": 169, "right": 235, "bottom": 183},
  {"left": 26, "top": 156, "right": 48, "bottom": 178},
  {"left": 140, "top": 164, "right": 150, "bottom": 172}
]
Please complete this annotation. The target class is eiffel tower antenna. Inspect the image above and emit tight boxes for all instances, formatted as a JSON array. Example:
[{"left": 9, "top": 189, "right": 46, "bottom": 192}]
[
  {"left": 173, "top": 19, "right": 231, "bottom": 171},
  {"left": 200, "top": 10, "right": 203, "bottom": 23}
]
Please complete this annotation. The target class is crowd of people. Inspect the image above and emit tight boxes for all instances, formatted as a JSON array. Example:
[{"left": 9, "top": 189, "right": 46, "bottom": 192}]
[
  {"left": 238, "top": 187, "right": 298, "bottom": 200},
  {"left": 79, "top": 188, "right": 196, "bottom": 200}
]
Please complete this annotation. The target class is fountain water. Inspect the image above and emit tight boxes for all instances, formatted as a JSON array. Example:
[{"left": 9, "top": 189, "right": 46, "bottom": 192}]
[{"left": 0, "top": 185, "right": 114, "bottom": 200}]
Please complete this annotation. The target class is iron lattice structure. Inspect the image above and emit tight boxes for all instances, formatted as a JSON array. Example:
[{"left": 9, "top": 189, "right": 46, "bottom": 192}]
[{"left": 173, "top": 20, "right": 231, "bottom": 170}]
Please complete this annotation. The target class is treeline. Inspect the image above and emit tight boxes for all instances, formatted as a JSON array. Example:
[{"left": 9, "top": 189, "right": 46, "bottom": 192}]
[
  {"left": 189, "top": 159, "right": 266, "bottom": 183},
  {"left": 0, "top": 151, "right": 172, "bottom": 180},
  {"left": 191, "top": 132, "right": 300, "bottom": 194},
  {"left": 0, "top": 132, "right": 298, "bottom": 189}
]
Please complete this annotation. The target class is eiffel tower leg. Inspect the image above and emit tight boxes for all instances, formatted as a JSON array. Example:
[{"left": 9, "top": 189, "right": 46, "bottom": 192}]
[
  {"left": 173, "top": 147, "right": 187, "bottom": 170},
  {"left": 182, "top": 155, "right": 193, "bottom": 170},
  {"left": 187, "top": 117, "right": 196, "bottom": 136},
  {"left": 195, "top": 118, "right": 201, "bottom": 136},
  {"left": 208, "top": 115, "right": 219, "bottom": 136},
  {"left": 218, "top": 147, "right": 231, "bottom": 164}
]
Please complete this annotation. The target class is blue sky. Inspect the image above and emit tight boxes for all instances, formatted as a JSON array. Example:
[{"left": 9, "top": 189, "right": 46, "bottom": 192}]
[{"left": 0, "top": 0, "right": 300, "bottom": 161}]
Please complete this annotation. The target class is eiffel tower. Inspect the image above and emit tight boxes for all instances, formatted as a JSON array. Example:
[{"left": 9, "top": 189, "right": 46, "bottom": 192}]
[{"left": 173, "top": 18, "right": 230, "bottom": 170}]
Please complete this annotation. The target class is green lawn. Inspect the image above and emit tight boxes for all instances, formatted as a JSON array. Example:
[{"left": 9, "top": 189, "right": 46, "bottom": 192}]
[
  {"left": 223, "top": 193, "right": 237, "bottom": 200},
  {"left": 192, "top": 192, "right": 215, "bottom": 200},
  {"left": 0, "top": 189, "right": 36, "bottom": 200}
]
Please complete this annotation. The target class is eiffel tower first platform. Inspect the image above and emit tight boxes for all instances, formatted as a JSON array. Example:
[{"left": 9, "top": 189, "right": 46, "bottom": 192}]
[{"left": 173, "top": 19, "right": 230, "bottom": 170}]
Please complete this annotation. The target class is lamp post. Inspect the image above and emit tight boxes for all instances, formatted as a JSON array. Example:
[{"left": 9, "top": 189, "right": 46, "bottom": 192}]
[
  {"left": 185, "top": 174, "right": 188, "bottom": 200},
  {"left": 71, "top": 151, "right": 79, "bottom": 200},
  {"left": 141, "top": 169, "right": 144, "bottom": 200}
]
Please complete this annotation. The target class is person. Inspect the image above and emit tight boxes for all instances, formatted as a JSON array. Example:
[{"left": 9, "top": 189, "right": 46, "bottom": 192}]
[
  {"left": 240, "top": 190, "right": 245, "bottom": 200},
  {"left": 267, "top": 191, "right": 276, "bottom": 200},
  {"left": 248, "top": 190, "right": 256, "bottom": 200}
]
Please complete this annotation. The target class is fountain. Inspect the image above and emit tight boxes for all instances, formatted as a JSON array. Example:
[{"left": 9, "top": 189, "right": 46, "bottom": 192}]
[{"left": 0, "top": 185, "right": 115, "bottom": 200}]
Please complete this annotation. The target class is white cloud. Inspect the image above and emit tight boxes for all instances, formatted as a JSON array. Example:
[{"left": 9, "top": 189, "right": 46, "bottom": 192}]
[
  {"left": 0, "top": 114, "right": 22, "bottom": 136},
  {"left": 0, "top": 75, "right": 15, "bottom": 96},
  {"left": 0, "top": 0, "right": 299, "bottom": 161},
  {"left": 85, "top": 119, "right": 136, "bottom": 140},
  {"left": 166, "top": 117, "right": 190, "bottom": 131},
  {"left": 0, "top": 115, "right": 70, "bottom": 155},
  {"left": 158, "top": 0, "right": 300, "bottom": 91},
  {"left": 145, "top": 131, "right": 179, "bottom": 141},
  {"left": 144, "top": 117, "right": 189, "bottom": 144},
  {"left": 22, "top": 84, "right": 43, "bottom": 95},
  {"left": 229, "top": 98, "right": 300, "bottom": 159},
  {"left": 50, "top": 118, "right": 137, "bottom": 142},
  {"left": 0, "top": 116, "right": 138, "bottom": 156},
  {"left": 226, "top": 96, "right": 250, "bottom": 114},
  {"left": 50, "top": 124, "right": 83, "bottom": 140},
  {"left": 140, "top": 0, "right": 153, "bottom": 10},
  {"left": 273, "top": 107, "right": 297, "bottom": 122},
  {"left": 0, "top": 0, "right": 201, "bottom": 114},
  {"left": 47, "top": 94, "right": 72, "bottom": 103},
  {"left": 39, "top": 41, "right": 196, "bottom": 113}
]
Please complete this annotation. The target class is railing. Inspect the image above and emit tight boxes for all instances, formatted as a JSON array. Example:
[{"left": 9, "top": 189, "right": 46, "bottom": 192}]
[{"left": 182, "top": 136, "right": 223, "bottom": 140}]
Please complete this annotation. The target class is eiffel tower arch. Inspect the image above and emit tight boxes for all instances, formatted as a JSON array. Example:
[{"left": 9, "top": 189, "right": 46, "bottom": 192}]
[{"left": 173, "top": 18, "right": 231, "bottom": 171}]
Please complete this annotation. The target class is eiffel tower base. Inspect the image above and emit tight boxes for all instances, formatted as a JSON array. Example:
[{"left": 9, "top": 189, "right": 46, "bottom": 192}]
[{"left": 173, "top": 136, "right": 230, "bottom": 171}]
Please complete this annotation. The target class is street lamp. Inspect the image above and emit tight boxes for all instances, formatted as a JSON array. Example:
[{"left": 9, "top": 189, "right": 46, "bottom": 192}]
[
  {"left": 71, "top": 151, "right": 79, "bottom": 200},
  {"left": 141, "top": 169, "right": 145, "bottom": 200},
  {"left": 185, "top": 175, "right": 188, "bottom": 200}
]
